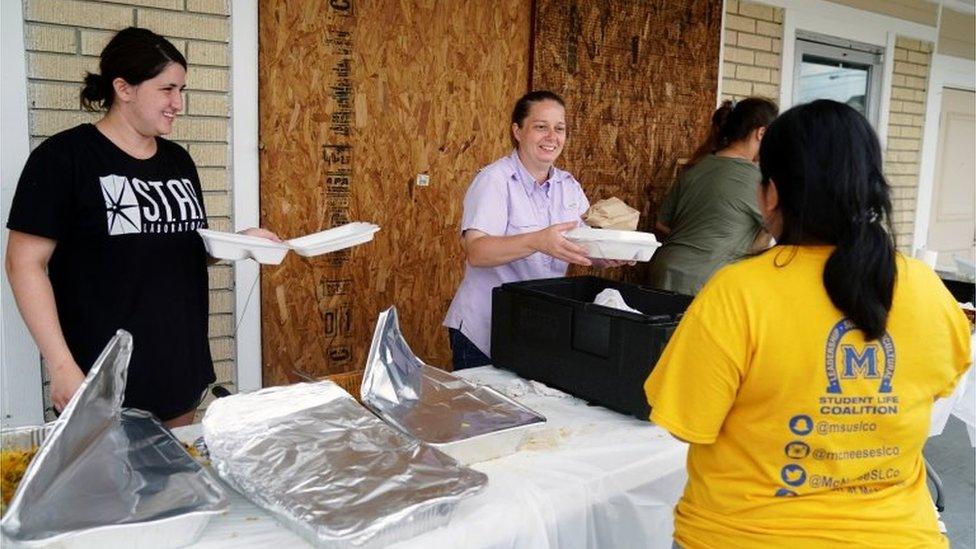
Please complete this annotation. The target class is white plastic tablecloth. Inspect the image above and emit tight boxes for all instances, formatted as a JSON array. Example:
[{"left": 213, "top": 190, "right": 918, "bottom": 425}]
[{"left": 181, "top": 366, "right": 689, "bottom": 549}]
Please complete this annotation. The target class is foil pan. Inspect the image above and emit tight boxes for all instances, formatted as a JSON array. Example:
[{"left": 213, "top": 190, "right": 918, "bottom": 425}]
[
  {"left": 361, "top": 307, "right": 545, "bottom": 462},
  {"left": 201, "top": 380, "right": 487, "bottom": 549},
  {"left": 1, "top": 330, "right": 228, "bottom": 548}
]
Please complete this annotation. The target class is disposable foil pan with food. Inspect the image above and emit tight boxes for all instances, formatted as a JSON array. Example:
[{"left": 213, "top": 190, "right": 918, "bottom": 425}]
[
  {"left": 0, "top": 425, "right": 52, "bottom": 516},
  {"left": 0, "top": 330, "right": 227, "bottom": 549},
  {"left": 202, "top": 380, "right": 487, "bottom": 549},
  {"left": 361, "top": 306, "right": 546, "bottom": 464}
]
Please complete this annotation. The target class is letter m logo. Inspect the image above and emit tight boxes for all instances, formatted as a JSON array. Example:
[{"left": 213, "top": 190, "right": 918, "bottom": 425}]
[{"left": 840, "top": 344, "right": 880, "bottom": 379}]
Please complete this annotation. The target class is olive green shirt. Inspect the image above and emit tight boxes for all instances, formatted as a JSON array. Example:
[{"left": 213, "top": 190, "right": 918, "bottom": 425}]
[{"left": 647, "top": 155, "right": 763, "bottom": 296}]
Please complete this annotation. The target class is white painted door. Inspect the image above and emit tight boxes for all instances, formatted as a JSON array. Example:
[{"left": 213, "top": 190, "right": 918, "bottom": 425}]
[{"left": 926, "top": 87, "right": 975, "bottom": 270}]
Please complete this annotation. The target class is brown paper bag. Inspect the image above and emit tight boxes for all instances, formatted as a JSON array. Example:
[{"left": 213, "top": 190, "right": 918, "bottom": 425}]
[{"left": 583, "top": 197, "right": 640, "bottom": 231}]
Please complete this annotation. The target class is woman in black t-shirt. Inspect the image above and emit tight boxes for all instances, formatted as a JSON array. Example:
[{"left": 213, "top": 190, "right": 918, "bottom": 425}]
[{"left": 5, "top": 27, "right": 278, "bottom": 428}]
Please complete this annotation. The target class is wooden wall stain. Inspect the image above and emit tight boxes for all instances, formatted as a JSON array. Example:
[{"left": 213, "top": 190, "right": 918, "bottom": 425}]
[
  {"left": 258, "top": 0, "right": 532, "bottom": 385},
  {"left": 531, "top": 0, "right": 723, "bottom": 284}
]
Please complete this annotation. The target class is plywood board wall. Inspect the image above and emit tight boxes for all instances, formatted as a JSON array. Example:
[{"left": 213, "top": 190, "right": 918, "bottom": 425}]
[
  {"left": 258, "top": 0, "right": 531, "bottom": 386},
  {"left": 531, "top": 0, "right": 723, "bottom": 283}
]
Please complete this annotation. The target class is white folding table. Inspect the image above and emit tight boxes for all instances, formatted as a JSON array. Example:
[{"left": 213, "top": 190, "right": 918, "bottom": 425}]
[{"left": 181, "top": 366, "right": 689, "bottom": 549}]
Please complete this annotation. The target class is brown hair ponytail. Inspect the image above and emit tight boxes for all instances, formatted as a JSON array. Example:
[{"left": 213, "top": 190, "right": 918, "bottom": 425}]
[{"left": 688, "top": 97, "right": 778, "bottom": 166}]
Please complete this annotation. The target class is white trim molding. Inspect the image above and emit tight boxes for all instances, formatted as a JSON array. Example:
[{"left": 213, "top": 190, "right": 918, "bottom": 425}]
[
  {"left": 875, "top": 32, "right": 898, "bottom": 149},
  {"left": 717, "top": 0, "right": 728, "bottom": 104},
  {"left": 771, "top": 0, "right": 938, "bottom": 120},
  {"left": 1, "top": 1, "right": 44, "bottom": 427},
  {"left": 913, "top": 54, "right": 976, "bottom": 252},
  {"left": 231, "top": 0, "right": 263, "bottom": 393}
]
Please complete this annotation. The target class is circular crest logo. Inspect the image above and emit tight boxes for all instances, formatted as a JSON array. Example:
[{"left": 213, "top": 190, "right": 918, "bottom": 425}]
[{"left": 824, "top": 319, "right": 895, "bottom": 394}]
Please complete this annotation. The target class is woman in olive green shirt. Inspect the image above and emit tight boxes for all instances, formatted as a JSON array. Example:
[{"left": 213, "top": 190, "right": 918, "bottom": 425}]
[{"left": 648, "top": 98, "right": 778, "bottom": 295}]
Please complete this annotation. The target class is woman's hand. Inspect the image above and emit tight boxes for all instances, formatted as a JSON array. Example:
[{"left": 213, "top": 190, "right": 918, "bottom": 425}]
[
  {"left": 237, "top": 227, "right": 283, "bottom": 242},
  {"left": 50, "top": 361, "right": 86, "bottom": 412},
  {"left": 531, "top": 221, "right": 591, "bottom": 266}
]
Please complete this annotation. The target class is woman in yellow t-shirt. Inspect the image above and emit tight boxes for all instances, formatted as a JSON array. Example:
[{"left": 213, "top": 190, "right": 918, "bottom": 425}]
[{"left": 645, "top": 100, "right": 971, "bottom": 548}]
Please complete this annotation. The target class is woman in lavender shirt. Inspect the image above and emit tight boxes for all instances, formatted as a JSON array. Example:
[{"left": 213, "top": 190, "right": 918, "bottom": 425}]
[{"left": 444, "top": 90, "right": 618, "bottom": 370}]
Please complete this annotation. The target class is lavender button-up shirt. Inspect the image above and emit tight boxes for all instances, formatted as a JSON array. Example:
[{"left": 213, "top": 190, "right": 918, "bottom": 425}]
[{"left": 443, "top": 150, "right": 590, "bottom": 356}]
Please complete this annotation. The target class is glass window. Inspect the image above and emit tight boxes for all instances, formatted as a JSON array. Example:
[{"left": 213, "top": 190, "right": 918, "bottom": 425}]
[
  {"left": 797, "top": 56, "right": 870, "bottom": 117},
  {"left": 793, "top": 32, "right": 884, "bottom": 127}
]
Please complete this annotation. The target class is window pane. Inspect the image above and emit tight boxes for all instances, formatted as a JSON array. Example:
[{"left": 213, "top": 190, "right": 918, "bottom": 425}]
[{"left": 796, "top": 55, "right": 869, "bottom": 116}]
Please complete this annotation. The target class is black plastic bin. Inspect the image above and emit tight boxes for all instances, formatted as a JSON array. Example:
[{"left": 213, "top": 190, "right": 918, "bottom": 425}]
[{"left": 491, "top": 276, "right": 693, "bottom": 419}]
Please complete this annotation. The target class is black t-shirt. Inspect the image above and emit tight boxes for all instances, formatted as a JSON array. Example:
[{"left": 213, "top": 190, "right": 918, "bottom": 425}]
[{"left": 7, "top": 123, "right": 215, "bottom": 420}]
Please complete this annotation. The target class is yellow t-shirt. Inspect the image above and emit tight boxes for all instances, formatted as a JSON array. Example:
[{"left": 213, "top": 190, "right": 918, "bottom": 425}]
[{"left": 645, "top": 246, "right": 972, "bottom": 548}]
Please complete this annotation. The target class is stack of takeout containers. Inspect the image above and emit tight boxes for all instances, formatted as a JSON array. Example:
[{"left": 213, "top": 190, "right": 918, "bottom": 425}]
[
  {"left": 197, "top": 221, "right": 380, "bottom": 264},
  {"left": 491, "top": 276, "right": 693, "bottom": 419}
]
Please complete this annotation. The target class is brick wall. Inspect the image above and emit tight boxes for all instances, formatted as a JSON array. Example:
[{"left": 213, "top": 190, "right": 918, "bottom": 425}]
[
  {"left": 22, "top": 0, "right": 236, "bottom": 418},
  {"left": 885, "top": 36, "right": 932, "bottom": 253},
  {"left": 721, "top": 0, "right": 784, "bottom": 101},
  {"left": 721, "top": 5, "right": 932, "bottom": 254}
]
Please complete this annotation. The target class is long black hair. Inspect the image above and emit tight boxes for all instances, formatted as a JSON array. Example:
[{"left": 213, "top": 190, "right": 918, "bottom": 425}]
[
  {"left": 759, "top": 99, "right": 895, "bottom": 340},
  {"left": 689, "top": 97, "right": 778, "bottom": 165},
  {"left": 81, "top": 27, "right": 187, "bottom": 111}
]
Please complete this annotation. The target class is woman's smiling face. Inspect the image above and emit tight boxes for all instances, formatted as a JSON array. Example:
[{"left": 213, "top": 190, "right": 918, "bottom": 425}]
[
  {"left": 122, "top": 62, "right": 186, "bottom": 137},
  {"left": 512, "top": 99, "right": 566, "bottom": 173}
]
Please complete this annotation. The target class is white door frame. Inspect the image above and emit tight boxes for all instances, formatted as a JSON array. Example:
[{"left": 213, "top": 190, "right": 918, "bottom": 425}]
[
  {"left": 231, "top": 0, "right": 262, "bottom": 393},
  {"left": 914, "top": 54, "right": 976, "bottom": 252},
  {"left": 716, "top": 0, "right": 729, "bottom": 103},
  {"left": 773, "top": 0, "right": 937, "bottom": 149},
  {"left": 0, "top": 0, "right": 44, "bottom": 427}
]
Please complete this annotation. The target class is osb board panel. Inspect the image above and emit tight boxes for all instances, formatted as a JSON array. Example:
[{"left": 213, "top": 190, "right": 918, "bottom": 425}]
[
  {"left": 258, "top": 0, "right": 531, "bottom": 386},
  {"left": 532, "top": 0, "right": 722, "bottom": 283}
]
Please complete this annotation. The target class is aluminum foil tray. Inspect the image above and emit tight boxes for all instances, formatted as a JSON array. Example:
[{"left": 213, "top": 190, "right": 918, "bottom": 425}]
[
  {"left": 0, "top": 424, "right": 54, "bottom": 453},
  {"left": 1, "top": 330, "right": 228, "bottom": 549},
  {"left": 1, "top": 415, "right": 226, "bottom": 549},
  {"left": 202, "top": 381, "right": 487, "bottom": 549},
  {"left": 362, "top": 307, "right": 546, "bottom": 464}
]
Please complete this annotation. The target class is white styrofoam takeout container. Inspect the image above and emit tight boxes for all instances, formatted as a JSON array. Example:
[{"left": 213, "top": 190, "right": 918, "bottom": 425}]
[
  {"left": 197, "top": 229, "right": 289, "bottom": 264},
  {"left": 563, "top": 226, "right": 661, "bottom": 262},
  {"left": 286, "top": 222, "right": 381, "bottom": 257},
  {"left": 197, "top": 222, "right": 380, "bottom": 265}
]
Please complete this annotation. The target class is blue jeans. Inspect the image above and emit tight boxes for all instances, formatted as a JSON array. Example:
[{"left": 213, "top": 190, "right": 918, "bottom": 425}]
[{"left": 448, "top": 328, "right": 492, "bottom": 371}]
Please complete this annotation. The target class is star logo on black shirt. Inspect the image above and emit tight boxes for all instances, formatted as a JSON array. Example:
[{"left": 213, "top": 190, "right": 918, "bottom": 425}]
[
  {"left": 106, "top": 193, "right": 139, "bottom": 233},
  {"left": 99, "top": 175, "right": 143, "bottom": 235}
]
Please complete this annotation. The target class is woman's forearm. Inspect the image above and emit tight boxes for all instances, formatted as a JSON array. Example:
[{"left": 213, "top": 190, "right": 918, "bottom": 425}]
[
  {"left": 6, "top": 249, "right": 77, "bottom": 373},
  {"left": 463, "top": 221, "right": 591, "bottom": 267},
  {"left": 463, "top": 231, "right": 540, "bottom": 267}
]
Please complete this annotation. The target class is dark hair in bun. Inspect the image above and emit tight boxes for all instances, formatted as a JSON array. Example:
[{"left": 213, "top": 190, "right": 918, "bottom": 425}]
[{"left": 80, "top": 27, "right": 187, "bottom": 111}]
